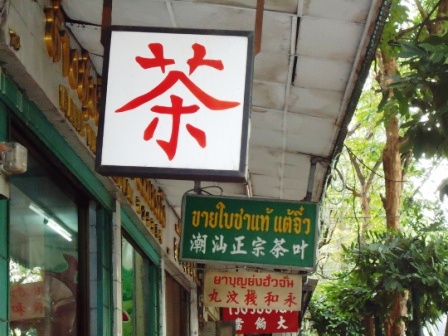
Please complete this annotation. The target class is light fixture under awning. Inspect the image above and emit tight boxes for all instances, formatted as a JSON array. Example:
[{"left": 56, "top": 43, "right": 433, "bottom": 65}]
[{"left": 29, "top": 203, "right": 72, "bottom": 242}]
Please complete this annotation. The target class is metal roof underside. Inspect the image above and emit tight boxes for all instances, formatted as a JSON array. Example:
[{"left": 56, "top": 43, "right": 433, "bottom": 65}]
[{"left": 60, "top": 0, "right": 387, "bottom": 217}]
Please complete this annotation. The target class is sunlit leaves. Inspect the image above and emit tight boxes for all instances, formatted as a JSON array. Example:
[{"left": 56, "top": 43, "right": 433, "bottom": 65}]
[
  {"left": 386, "top": 32, "right": 448, "bottom": 159},
  {"left": 308, "top": 2, "right": 448, "bottom": 334}
]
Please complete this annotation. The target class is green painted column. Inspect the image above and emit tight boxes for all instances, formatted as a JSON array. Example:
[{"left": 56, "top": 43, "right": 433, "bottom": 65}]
[
  {"left": 0, "top": 102, "right": 9, "bottom": 336},
  {"left": 97, "top": 208, "right": 113, "bottom": 336},
  {"left": 149, "top": 264, "right": 161, "bottom": 336},
  {"left": 0, "top": 199, "right": 7, "bottom": 336}
]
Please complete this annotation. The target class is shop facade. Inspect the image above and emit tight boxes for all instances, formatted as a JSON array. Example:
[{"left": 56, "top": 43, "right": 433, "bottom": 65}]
[{"left": 0, "top": 1, "right": 197, "bottom": 335}]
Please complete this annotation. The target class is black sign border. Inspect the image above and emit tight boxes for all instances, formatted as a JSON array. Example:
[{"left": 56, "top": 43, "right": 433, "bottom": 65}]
[{"left": 96, "top": 26, "right": 253, "bottom": 182}]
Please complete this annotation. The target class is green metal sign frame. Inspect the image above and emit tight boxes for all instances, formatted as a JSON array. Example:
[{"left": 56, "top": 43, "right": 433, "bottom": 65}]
[{"left": 180, "top": 193, "right": 319, "bottom": 270}]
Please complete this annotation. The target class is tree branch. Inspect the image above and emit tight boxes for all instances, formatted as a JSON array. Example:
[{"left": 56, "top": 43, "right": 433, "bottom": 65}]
[
  {"left": 366, "top": 157, "right": 383, "bottom": 191},
  {"left": 397, "top": 16, "right": 448, "bottom": 39},
  {"left": 347, "top": 147, "right": 367, "bottom": 186}
]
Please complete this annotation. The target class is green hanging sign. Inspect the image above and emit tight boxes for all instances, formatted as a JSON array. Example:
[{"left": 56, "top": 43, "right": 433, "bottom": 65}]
[{"left": 180, "top": 194, "right": 319, "bottom": 270}]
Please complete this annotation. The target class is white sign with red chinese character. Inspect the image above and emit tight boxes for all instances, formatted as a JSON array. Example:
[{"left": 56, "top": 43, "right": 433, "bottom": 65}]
[
  {"left": 204, "top": 270, "right": 302, "bottom": 311},
  {"left": 222, "top": 308, "right": 299, "bottom": 334},
  {"left": 10, "top": 281, "right": 45, "bottom": 321},
  {"left": 97, "top": 27, "right": 253, "bottom": 181}
]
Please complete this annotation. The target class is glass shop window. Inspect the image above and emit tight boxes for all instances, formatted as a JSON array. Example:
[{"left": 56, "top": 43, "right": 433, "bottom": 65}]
[
  {"left": 9, "top": 153, "right": 84, "bottom": 336},
  {"left": 122, "top": 235, "right": 152, "bottom": 336}
]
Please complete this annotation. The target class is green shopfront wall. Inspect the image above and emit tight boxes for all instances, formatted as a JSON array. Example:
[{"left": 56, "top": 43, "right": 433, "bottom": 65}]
[
  {"left": 0, "top": 73, "right": 161, "bottom": 335},
  {"left": 0, "top": 102, "right": 9, "bottom": 336}
]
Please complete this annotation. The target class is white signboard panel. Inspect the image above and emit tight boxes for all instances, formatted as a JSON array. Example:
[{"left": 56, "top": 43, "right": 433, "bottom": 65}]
[
  {"left": 96, "top": 27, "right": 253, "bottom": 182},
  {"left": 204, "top": 270, "right": 302, "bottom": 311}
]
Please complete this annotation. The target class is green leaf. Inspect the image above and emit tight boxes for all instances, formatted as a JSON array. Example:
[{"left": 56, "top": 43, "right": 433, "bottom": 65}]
[{"left": 398, "top": 42, "right": 426, "bottom": 59}]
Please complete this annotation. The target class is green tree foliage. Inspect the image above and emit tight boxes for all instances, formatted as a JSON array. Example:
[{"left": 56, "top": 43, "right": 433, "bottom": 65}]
[
  {"left": 306, "top": 1, "right": 448, "bottom": 334},
  {"left": 307, "top": 286, "right": 366, "bottom": 336},
  {"left": 348, "top": 229, "right": 448, "bottom": 333},
  {"left": 379, "top": 0, "right": 448, "bottom": 160},
  {"left": 391, "top": 33, "right": 448, "bottom": 159},
  {"left": 309, "top": 212, "right": 448, "bottom": 335}
]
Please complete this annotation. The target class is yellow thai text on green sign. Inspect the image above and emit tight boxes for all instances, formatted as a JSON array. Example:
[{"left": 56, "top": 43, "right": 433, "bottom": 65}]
[{"left": 180, "top": 194, "right": 319, "bottom": 270}]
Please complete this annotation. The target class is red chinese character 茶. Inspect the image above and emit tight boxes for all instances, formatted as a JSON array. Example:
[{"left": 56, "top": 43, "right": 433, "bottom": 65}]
[{"left": 116, "top": 43, "right": 240, "bottom": 160}]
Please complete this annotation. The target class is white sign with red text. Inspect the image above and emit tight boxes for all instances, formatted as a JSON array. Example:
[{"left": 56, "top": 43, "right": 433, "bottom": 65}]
[
  {"left": 222, "top": 308, "right": 299, "bottom": 334},
  {"left": 10, "top": 282, "right": 45, "bottom": 321},
  {"left": 97, "top": 27, "right": 253, "bottom": 181},
  {"left": 204, "top": 270, "right": 302, "bottom": 311}
]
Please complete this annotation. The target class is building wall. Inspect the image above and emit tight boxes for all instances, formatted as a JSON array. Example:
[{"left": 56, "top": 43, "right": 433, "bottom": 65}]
[{"left": 0, "top": 0, "right": 197, "bottom": 335}]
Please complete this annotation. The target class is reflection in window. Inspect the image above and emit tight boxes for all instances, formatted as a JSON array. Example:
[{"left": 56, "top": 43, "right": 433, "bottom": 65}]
[
  {"left": 9, "top": 155, "right": 79, "bottom": 336},
  {"left": 122, "top": 236, "right": 151, "bottom": 336}
]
